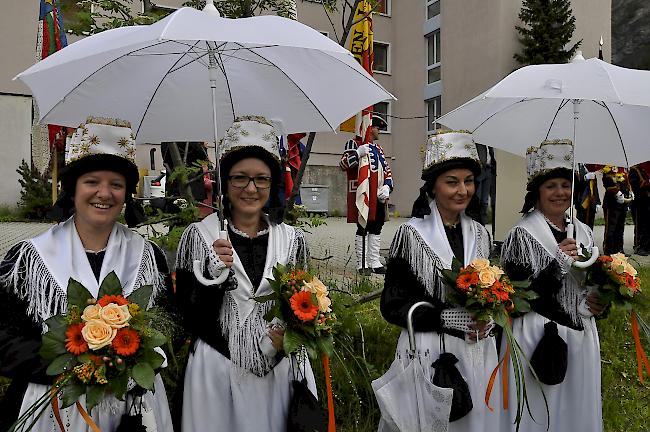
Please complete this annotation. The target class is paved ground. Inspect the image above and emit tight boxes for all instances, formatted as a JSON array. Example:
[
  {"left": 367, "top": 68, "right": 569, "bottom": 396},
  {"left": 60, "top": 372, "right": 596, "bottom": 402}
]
[{"left": 1, "top": 219, "right": 648, "bottom": 279}]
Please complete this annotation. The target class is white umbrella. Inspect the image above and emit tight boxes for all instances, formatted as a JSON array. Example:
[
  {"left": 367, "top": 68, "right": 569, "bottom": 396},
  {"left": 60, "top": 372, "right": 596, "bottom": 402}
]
[
  {"left": 437, "top": 52, "right": 650, "bottom": 266},
  {"left": 372, "top": 302, "right": 453, "bottom": 432},
  {"left": 16, "top": 5, "right": 394, "bottom": 144}
]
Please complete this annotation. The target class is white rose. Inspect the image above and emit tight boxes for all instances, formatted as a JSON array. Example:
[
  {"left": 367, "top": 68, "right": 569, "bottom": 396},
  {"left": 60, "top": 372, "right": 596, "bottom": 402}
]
[{"left": 81, "top": 320, "right": 117, "bottom": 350}]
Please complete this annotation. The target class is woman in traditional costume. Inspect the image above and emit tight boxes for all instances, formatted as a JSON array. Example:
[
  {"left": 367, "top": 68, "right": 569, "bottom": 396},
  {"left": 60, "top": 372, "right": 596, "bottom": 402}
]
[
  {"left": 499, "top": 140, "right": 605, "bottom": 432},
  {"left": 175, "top": 116, "right": 315, "bottom": 432},
  {"left": 380, "top": 130, "right": 501, "bottom": 431},
  {"left": 0, "top": 117, "right": 173, "bottom": 431}
]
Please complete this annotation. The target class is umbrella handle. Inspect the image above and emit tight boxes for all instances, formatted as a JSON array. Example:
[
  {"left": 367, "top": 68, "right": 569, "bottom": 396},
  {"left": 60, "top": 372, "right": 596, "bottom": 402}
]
[
  {"left": 566, "top": 223, "right": 599, "bottom": 268},
  {"left": 407, "top": 302, "right": 435, "bottom": 355},
  {"left": 192, "top": 227, "right": 231, "bottom": 286}
]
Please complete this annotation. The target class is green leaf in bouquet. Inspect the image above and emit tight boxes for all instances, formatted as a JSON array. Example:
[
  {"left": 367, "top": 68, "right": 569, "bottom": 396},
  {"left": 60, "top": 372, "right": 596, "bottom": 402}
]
[
  {"left": 512, "top": 296, "right": 531, "bottom": 313},
  {"left": 85, "top": 385, "right": 105, "bottom": 413},
  {"left": 46, "top": 353, "right": 76, "bottom": 376},
  {"left": 511, "top": 280, "right": 531, "bottom": 289},
  {"left": 44, "top": 315, "right": 68, "bottom": 333},
  {"left": 40, "top": 332, "right": 68, "bottom": 360},
  {"left": 492, "top": 309, "right": 508, "bottom": 328},
  {"left": 132, "top": 362, "right": 155, "bottom": 390},
  {"left": 283, "top": 327, "right": 304, "bottom": 356},
  {"left": 98, "top": 271, "right": 123, "bottom": 298},
  {"left": 142, "top": 348, "right": 166, "bottom": 370},
  {"left": 263, "top": 303, "right": 282, "bottom": 322},
  {"left": 518, "top": 290, "right": 539, "bottom": 300},
  {"left": 67, "top": 278, "right": 94, "bottom": 310},
  {"left": 110, "top": 371, "right": 129, "bottom": 400},
  {"left": 303, "top": 339, "right": 318, "bottom": 360},
  {"left": 144, "top": 329, "right": 168, "bottom": 349},
  {"left": 127, "top": 284, "right": 154, "bottom": 310},
  {"left": 451, "top": 256, "right": 462, "bottom": 273},
  {"left": 60, "top": 381, "right": 85, "bottom": 409},
  {"left": 316, "top": 334, "right": 335, "bottom": 358},
  {"left": 253, "top": 293, "right": 277, "bottom": 304}
]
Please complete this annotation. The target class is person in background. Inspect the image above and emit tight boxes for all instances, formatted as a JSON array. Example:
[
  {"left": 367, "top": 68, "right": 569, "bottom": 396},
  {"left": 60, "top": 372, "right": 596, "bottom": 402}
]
[
  {"left": 340, "top": 115, "right": 394, "bottom": 275},
  {"left": 174, "top": 116, "right": 316, "bottom": 432},
  {"left": 629, "top": 162, "right": 650, "bottom": 256},
  {"left": 475, "top": 143, "right": 496, "bottom": 231},
  {"left": 380, "top": 130, "right": 500, "bottom": 431},
  {"left": 601, "top": 165, "right": 633, "bottom": 254},
  {"left": 500, "top": 140, "right": 605, "bottom": 432},
  {"left": 0, "top": 117, "right": 173, "bottom": 431},
  {"left": 574, "top": 163, "right": 601, "bottom": 230}
]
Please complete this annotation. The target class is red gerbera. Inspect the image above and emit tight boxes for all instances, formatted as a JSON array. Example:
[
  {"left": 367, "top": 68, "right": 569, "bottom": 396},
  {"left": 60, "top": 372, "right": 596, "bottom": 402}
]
[
  {"left": 65, "top": 323, "right": 88, "bottom": 355},
  {"left": 98, "top": 294, "right": 129, "bottom": 307},
  {"left": 457, "top": 273, "right": 474, "bottom": 290},
  {"left": 112, "top": 328, "right": 141, "bottom": 356},
  {"left": 290, "top": 291, "right": 319, "bottom": 322}
]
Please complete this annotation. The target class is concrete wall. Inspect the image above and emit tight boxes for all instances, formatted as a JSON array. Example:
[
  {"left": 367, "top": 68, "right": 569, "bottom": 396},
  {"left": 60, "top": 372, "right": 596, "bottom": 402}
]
[{"left": 0, "top": 95, "right": 33, "bottom": 207}]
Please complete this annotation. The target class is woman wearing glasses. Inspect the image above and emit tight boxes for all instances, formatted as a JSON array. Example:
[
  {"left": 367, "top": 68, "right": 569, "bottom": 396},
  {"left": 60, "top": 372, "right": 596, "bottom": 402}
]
[{"left": 174, "top": 117, "right": 316, "bottom": 432}]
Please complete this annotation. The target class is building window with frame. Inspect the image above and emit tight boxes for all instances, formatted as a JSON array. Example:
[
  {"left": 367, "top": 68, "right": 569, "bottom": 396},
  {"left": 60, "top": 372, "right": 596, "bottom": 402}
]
[
  {"left": 426, "top": 30, "right": 441, "bottom": 83},
  {"left": 426, "top": 0, "right": 440, "bottom": 20},
  {"left": 373, "top": 101, "right": 391, "bottom": 133},
  {"left": 373, "top": 42, "right": 390, "bottom": 74},
  {"left": 375, "top": 0, "right": 391, "bottom": 16},
  {"left": 426, "top": 96, "right": 442, "bottom": 133}
]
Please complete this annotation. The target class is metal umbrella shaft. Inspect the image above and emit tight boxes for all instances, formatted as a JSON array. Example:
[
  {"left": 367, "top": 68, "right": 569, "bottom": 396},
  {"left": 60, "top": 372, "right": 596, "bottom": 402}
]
[{"left": 406, "top": 301, "right": 435, "bottom": 432}]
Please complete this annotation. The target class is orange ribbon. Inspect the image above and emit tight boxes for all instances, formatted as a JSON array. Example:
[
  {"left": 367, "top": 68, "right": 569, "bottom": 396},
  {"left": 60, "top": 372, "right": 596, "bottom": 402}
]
[
  {"left": 322, "top": 355, "right": 336, "bottom": 432},
  {"left": 485, "top": 343, "right": 510, "bottom": 411},
  {"left": 76, "top": 401, "right": 102, "bottom": 432},
  {"left": 631, "top": 311, "right": 650, "bottom": 383},
  {"left": 50, "top": 390, "right": 66, "bottom": 432}
]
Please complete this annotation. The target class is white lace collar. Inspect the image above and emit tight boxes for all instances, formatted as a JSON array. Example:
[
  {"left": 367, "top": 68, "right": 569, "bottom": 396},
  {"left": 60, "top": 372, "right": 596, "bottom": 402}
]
[{"left": 228, "top": 216, "right": 270, "bottom": 238}]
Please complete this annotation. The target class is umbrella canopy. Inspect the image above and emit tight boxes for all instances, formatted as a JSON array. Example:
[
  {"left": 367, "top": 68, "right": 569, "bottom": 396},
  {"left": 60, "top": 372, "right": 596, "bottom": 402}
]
[
  {"left": 16, "top": 6, "right": 395, "bottom": 143},
  {"left": 437, "top": 54, "right": 650, "bottom": 167}
]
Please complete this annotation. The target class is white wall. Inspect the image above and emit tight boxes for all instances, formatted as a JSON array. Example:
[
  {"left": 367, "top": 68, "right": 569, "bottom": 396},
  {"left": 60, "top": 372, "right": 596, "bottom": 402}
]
[{"left": 0, "top": 95, "right": 33, "bottom": 207}]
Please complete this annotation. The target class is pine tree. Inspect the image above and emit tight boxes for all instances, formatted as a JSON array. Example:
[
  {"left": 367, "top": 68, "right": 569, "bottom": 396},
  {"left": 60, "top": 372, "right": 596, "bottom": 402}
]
[
  {"left": 16, "top": 160, "right": 53, "bottom": 220},
  {"left": 514, "top": 0, "right": 582, "bottom": 65}
]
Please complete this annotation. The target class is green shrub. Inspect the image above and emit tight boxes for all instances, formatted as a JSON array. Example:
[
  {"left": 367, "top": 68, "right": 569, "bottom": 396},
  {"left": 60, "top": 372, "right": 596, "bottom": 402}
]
[{"left": 16, "top": 160, "right": 52, "bottom": 220}]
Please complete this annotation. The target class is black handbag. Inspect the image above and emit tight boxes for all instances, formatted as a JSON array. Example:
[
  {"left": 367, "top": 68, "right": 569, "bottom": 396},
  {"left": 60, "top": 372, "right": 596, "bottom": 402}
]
[
  {"left": 431, "top": 335, "right": 473, "bottom": 422},
  {"left": 287, "top": 378, "right": 327, "bottom": 432},
  {"left": 530, "top": 321, "right": 568, "bottom": 385}
]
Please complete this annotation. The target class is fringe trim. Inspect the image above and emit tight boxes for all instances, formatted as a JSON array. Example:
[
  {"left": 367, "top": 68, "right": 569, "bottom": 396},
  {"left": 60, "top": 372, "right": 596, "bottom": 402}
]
[
  {"left": 389, "top": 224, "right": 446, "bottom": 300},
  {"left": 501, "top": 227, "right": 582, "bottom": 325},
  {"left": 175, "top": 223, "right": 212, "bottom": 272},
  {"left": 0, "top": 241, "right": 66, "bottom": 324},
  {"left": 219, "top": 293, "right": 277, "bottom": 377},
  {"left": 290, "top": 228, "right": 309, "bottom": 268},
  {"left": 132, "top": 241, "right": 166, "bottom": 307}
]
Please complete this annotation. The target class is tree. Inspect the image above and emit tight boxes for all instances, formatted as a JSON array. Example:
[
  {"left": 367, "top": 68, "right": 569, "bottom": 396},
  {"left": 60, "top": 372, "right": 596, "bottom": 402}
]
[{"left": 514, "top": 0, "right": 582, "bottom": 65}]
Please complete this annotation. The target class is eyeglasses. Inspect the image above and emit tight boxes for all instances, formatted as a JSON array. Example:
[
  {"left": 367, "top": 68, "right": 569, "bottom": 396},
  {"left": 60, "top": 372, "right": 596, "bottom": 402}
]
[{"left": 228, "top": 175, "right": 273, "bottom": 189}]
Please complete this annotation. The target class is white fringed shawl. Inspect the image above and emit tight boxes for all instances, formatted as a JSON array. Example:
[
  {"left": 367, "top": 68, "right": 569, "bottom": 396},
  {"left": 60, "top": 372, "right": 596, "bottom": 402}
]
[
  {"left": 175, "top": 212, "right": 308, "bottom": 376},
  {"left": 389, "top": 200, "right": 491, "bottom": 301},
  {"left": 500, "top": 210, "right": 594, "bottom": 325},
  {"left": 0, "top": 217, "right": 164, "bottom": 325}
]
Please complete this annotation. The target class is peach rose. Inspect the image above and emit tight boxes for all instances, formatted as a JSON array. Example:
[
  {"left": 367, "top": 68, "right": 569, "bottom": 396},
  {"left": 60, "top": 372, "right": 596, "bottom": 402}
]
[
  {"left": 489, "top": 265, "right": 504, "bottom": 278},
  {"left": 304, "top": 278, "right": 328, "bottom": 297},
  {"left": 81, "top": 319, "right": 117, "bottom": 350},
  {"left": 81, "top": 304, "right": 102, "bottom": 322},
  {"left": 316, "top": 292, "right": 332, "bottom": 313},
  {"left": 471, "top": 258, "right": 490, "bottom": 271},
  {"left": 100, "top": 304, "right": 131, "bottom": 329},
  {"left": 478, "top": 269, "right": 496, "bottom": 287},
  {"left": 624, "top": 263, "right": 638, "bottom": 277}
]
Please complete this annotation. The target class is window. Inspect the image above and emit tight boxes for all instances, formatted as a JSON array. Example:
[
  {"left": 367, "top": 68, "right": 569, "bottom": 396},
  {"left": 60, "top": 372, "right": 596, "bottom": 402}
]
[
  {"left": 375, "top": 0, "right": 391, "bottom": 16},
  {"left": 426, "top": 0, "right": 440, "bottom": 20},
  {"left": 373, "top": 42, "right": 390, "bottom": 74},
  {"left": 426, "top": 30, "right": 441, "bottom": 83},
  {"left": 426, "top": 96, "right": 442, "bottom": 132},
  {"left": 373, "top": 102, "right": 391, "bottom": 133}
]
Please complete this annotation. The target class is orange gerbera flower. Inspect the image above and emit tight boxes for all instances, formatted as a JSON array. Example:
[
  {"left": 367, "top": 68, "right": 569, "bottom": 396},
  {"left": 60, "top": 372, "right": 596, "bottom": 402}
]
[
  {"left": 65, "top": 323, "right": 88, "bottom": 355},
  {"left": 457, "top": 273, "right": 474, "bottom": 290},
  {"left": 98, "top": 294, "right": 129, "bottom": 307},
  {"left": 112, "top": 328, "right": 140, "bottom": 356},
  {"left": 599, "top": 256, "right": 613, "bottom": 263},
  {"left": 290, "top": 291, "right": 319, "bottom": 322}
]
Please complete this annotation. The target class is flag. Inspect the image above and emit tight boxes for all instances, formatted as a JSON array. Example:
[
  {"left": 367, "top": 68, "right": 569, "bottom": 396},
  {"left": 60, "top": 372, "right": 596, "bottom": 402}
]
[{"left": 39, "top": 0, "right": 68, "bottom": 152}]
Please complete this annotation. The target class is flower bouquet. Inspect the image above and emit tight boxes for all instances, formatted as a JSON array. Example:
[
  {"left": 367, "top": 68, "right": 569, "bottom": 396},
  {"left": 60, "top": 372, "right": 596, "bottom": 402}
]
[
  {"left": 586, "top": 253, "right": 650, "bottom": 382},
  {"left": 10, "top": 271, "right": 169, "bottom": 432},
  {"left": 254, "top": 264, "right": 337, "bottom": 431},
  {"left": 442, "top": 258, "right": 547, "bottom": 431}
]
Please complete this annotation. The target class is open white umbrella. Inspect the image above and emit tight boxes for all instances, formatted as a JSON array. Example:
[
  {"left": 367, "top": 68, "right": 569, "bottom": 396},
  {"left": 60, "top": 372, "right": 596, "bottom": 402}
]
[{"left": 437, "top": 52, "right": 650, "bottom": 266}]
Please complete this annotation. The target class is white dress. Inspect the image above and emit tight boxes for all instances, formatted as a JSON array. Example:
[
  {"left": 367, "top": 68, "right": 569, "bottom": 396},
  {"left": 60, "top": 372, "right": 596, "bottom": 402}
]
[
  {"left": 379, "top": 201, "right": 501, "bottom": 432},
  {"left": 176, "top": 213, "right": 317, "bottom": 432},
  {"left": 499, "top": 211, "right": 603, "bottom": 432}
]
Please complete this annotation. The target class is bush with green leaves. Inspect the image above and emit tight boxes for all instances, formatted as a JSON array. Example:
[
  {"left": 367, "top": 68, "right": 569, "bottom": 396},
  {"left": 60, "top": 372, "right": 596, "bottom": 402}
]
[{"left": 16, "top": 160, "right": 52, "bottom": 220}]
